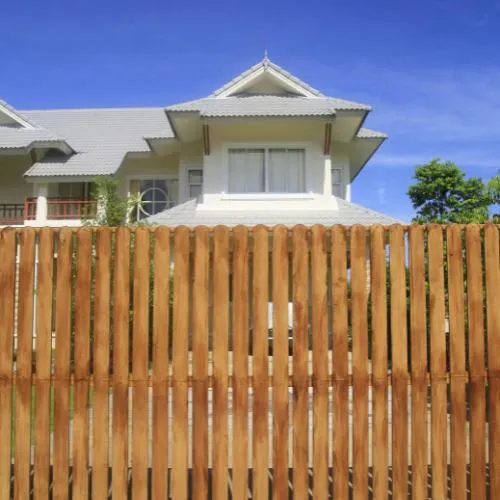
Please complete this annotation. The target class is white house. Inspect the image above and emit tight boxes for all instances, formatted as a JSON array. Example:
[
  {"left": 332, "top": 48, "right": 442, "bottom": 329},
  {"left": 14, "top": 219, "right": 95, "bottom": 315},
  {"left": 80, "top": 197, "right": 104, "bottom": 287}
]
[{"left": 0, "top": 56, "right": 397, "bottom": 227}]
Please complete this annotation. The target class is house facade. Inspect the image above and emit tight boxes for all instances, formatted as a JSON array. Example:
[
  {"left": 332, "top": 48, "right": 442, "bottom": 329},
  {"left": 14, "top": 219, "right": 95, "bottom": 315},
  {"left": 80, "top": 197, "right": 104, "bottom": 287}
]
[{"left": 0, "top": 56, "right": 397, "bottom": 227}]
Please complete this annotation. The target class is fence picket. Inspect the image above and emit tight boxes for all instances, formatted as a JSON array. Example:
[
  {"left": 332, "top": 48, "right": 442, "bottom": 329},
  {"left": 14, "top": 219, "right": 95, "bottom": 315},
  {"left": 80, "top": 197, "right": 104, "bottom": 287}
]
[
  {"left": 33, "top": 229, "right": 54, "bottom": 500},
  {"left": 252, "top": 225, "right": 269, "bottom": 500},
  {"left": 292, "top": 225, "right": 309, "bottom": 497},
  {"left": 232, "top": 225, "right": 249, "bottom": 499},
  {"left": 132, "top": 227, "right": 150, "bottom": 500},
  {"left": 272, "top": 225, "right": 289, "bottom": 500},
  {"left": 485, "top": 223, "right": 500, "bottom": 493},
  {"left": 409, "top": 225, "right": 428, "bottom": 500},
  {"left": 311, "top": 225, "right": 328, "bottom": 499},
  {"left": 111, "top": 227, "right": 131, "bottom": 500},
  {"left": 192, "top": 226, "right": 209, "bottom": 499},
  {"left": 172, "top": 226, "right": 190, "bottom": 500},
  {"left": 212, "top": 226, "right": 230, "bottom": 500},
  {"left": 92, "top": 229, "right": 112, "bottom": 500},
  {"left": 14, "top": 229, "right": 35, "bottom": 500},
  {"left": 152, "top": 227, "right": 171, "bottom": 500},
  {"left": 351, "top": 225, "right": 369, "bottom": 499},
  {"left": 370, "top": 225, "right": 388, "bottom": 499},
  {"left": 389, "top": 224, "right": 408, "bottom": 500},
  {"left": 73, "top": 228, "right": 92, "bottom": 500},
  {"left": 331, "top": 225, "right": 349, "bottom": 499},
  {"left": 447, "top": 225, "right": 467, "bottom": 500}
]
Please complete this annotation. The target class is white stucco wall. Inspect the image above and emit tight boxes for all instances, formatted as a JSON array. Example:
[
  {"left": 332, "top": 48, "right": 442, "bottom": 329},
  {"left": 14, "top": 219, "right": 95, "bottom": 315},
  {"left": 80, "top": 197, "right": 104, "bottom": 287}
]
[{"left": 0, "top": 155, "right": 33, "bottom": 203}]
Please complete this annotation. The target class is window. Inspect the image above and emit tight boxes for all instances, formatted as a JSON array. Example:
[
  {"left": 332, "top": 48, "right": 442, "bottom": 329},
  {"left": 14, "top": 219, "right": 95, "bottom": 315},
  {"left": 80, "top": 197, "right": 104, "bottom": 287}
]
[
  {"left": 188, "top": 169, "right": 203, "bottom": 200},
  {"left": 331, "top": 168, "right": 343, "bottom": 197},
  {"left": 57, "top": 182, "right": 92, "bottom": 199},
  {"left": 129, "top": 178, "right": 178, "bottom": 220},
  {"left": 228, "top": 147, "right": 305, "bottom": 193}
]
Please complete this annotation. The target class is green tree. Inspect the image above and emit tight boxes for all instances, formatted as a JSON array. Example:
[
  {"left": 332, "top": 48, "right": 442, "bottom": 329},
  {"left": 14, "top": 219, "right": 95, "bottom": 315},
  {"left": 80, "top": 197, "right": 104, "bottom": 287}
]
[
  {"left": 407, "top": 159, "right": 493, "bottom": 223},
  {"left": 488, "top": 171, "right": 500, "bottom": 222},
  {"left": 83, "top": 177, "right": 128, "bottom": 226}
]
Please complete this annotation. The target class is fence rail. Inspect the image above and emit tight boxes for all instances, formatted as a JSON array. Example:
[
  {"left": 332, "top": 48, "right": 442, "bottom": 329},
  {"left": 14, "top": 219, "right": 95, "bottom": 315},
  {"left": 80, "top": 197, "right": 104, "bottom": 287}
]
[{"left": 0, "top": 223, "right": 498, "bottom": 499}]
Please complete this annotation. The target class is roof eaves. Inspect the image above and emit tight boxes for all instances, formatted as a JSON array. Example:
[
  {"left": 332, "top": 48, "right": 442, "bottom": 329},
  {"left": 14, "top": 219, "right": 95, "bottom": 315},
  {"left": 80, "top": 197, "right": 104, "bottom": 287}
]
[{"left": 0, "top": 99, "right": 39, "bottom": 129}]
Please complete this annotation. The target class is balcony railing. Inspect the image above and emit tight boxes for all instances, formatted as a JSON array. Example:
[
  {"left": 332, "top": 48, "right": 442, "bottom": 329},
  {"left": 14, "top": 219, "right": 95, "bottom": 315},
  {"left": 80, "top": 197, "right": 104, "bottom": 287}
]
[{"left": 0, "top": 203, "right": 26, "bottom": 225}]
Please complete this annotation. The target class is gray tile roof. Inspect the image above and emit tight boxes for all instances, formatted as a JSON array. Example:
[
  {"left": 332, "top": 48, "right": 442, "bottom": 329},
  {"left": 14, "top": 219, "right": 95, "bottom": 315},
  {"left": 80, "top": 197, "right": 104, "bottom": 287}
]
[
  {"left": 168, "top": 94, "right": 370, "bottom": 117},
  {"left": 212, "top": 57, "right": 325, "bottom": 97},
  {"left": 147, "top": 198, "right": 401, "bottom": 227},
  {"left": 0, "top": 125, "right": 65, "bottom": 150},
  {"left": 356, "top": 127, "right": 388, "bottom": 139},
  {"left": 20, "top": 107, "right": 174, "bottom": 177}
]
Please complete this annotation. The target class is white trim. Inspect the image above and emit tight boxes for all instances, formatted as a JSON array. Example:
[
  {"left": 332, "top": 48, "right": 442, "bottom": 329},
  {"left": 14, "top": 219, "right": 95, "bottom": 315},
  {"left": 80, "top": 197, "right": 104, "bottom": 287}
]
[
  {"left": 126, "top": 173, "right": 178, "bottom": 197},
  {"left": 0, "top": 102, "right": 35, "bottom": 129},
  {"left": 216, "top": 66, "right": 318, "bottom": 98},
  {"left": 221, "top": 192, "right": 314, "bottom": 201}
]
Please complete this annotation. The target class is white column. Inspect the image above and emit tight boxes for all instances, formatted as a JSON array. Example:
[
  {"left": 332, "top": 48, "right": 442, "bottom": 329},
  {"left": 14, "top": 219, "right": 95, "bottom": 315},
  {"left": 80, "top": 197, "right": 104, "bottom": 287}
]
[
  {"left": 323, "top": 155, "right": 332, "bottom": 196},
  {"left": 35, "top": 183, "right": 48, "bottom": 224},
  {"left": 346, "top": 182, "right": 352, "bottom": 202}
]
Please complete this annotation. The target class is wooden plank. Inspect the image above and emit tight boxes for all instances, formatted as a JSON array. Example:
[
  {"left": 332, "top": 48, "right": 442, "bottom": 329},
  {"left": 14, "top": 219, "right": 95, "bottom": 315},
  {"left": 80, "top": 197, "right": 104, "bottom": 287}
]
[
  {"left": 350, "top": 225, "right": 369, "bottom": 498},
  {"left": 446, "top": 225, "right": 467, "bottom": 500},
  {"left": 212, "top": 226, "right": 230, "bottom": 500},
  {"left": 370, "top": 225, "right": 388, "bottom": 499},
  {"left": 465, "top": 225, "right": 486, "bottom": 500},
  {"left": 252, "top": 225, "right": 269, "bottom": 500},
  {"left": 132, "top": 227, "right": 150, "bottom": 500},
  {"left": 192, "top": 226, "right": 209, "bottom": 499},
  {"left": 172, "top": 226, "right": 190, "bottom": 500},
  {"left": 311, "top": 225, "right": 328, "bottom": 499},
  {"left": 408, "top": 225, "right": 428, "bottom": 500},
  {"left": 0, "top": 229, "right": 16, "bottom": 500},
  {"left": 152, "top": 227, "right": 170, "bottom": 500},
  {"left": 33, "top": 229, "right": 54, "bottom": 500},
  {"left": 271, "top": 225, "right": 288, "bottom": 500},
  {"left": 232, "top": 225, "right": 249, "bottom": 499},
  {"left": 53, "top": 228, "right": 73, "bottom": 500},
  {"left": 292, "top": 225, "right": 309, "bottom": 497},
  {"left": 428, "top": 225, "right": 447, "bottom": 500},
  {"left": 331, "top": 225, "right": 349, "bottom": 499},
  {"left": 13, "top": 229, "right": 36, "bottom": 500},
  {"left": 72, "top": 228, "right": 92, "bottom": 500},
  {"left": 92, "top": 228, "right": 112, "bottom": 500},
  {"left": 485, "top": 223, "right": 500, "bottom": 493},
  {"left": 111, "top": 227, "right": 131, "bottom": 500},
  {"left": 389, "top": 224, "right": 408, "bottom": 500}
]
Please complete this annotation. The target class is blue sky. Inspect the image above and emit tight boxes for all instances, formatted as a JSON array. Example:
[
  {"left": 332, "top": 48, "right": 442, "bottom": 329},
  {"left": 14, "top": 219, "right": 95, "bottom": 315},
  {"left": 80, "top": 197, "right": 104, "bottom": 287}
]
[{"left": 2, "top": 0, "right": 500, "bottom": 221}]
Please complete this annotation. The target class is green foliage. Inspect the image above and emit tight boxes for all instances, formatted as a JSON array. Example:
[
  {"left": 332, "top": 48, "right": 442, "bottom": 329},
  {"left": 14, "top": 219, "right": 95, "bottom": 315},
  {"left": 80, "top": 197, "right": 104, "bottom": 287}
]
[
  {"left": 407, "top": 159, "right": 494, "bottom": 223},
  {"left": 83, "top": 177, "right": 128, "bottom": 226}
]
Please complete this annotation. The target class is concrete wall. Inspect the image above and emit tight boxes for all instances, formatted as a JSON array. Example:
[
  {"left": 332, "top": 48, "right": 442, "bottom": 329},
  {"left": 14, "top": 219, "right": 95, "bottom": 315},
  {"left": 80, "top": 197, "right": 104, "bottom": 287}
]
[{"left": 0, "top": 155, "right": 33, "bottom": 203}]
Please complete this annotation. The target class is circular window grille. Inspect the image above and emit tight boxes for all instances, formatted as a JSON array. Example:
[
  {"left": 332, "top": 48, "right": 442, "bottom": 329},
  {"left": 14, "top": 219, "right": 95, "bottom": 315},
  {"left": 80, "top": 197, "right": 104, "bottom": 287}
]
[{"left": 138, "top": 186, "right": 169, "bottom": 216}]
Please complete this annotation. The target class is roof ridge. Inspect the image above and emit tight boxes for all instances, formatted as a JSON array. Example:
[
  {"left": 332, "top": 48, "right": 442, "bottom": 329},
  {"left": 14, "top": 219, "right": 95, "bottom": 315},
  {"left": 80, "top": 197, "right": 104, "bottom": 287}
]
[{"left": 21, "top": 105, "right": 167, "bottom": 113}]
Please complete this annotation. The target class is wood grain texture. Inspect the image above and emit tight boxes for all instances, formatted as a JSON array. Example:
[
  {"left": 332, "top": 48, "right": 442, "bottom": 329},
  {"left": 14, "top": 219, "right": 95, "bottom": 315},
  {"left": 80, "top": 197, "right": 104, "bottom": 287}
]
[
  {"left": 271, "top": 225, "right": 288, "bottom": 500},
  {"left": 370, "top": 225, "right": 388, "bottom": 499},
  {"left": 53, "top": 228, "right": 73, "bottom": 500},
  {"left": 72, "top": 228, "right": 92, "bottom": 500},
  {"left": 132, "top": 227, "right": 150, "bottom": 500},
  {"left": 111, "top": 227, "right": 131, "bottom": 500},
  {"left": 350, "top": 225, "right": 369, "bottom": 499},
  {"left": 465, "top": 225, "right": 486, "bottom": 500},
  {"left": 292, "top": 225, "right": 309, "bottom": 497},
  {"left": 212, "top": 226, "right": 229, "bottom": 500},
  {"left": 172, "top": 226, "right": 190, "bottom": 500},
  {"left": 0, "top": 229, "right": 16, "bottom": 500},
  {"left": 14, "top": 229, "right": 35, "bottom": 500},
  {"left": 33, "top": 229, "right": 54, "bottom": 500},
  {"left": 427, "top": 225, "right": 447, "bottom": 500},
  {"left": 331, "top": 225, "right": 349, "bottom": 499},
  {"left": 485, "top": 223, "right": 500, "bottom": 493},
  {"left": 389, "top": 225, "right": 408, "bottom": 500},
  {"left": 92, "top": 229, "right": 112, "bottom": 500},
  {"left": 252, "top": 225, "right": 269, "bottom": 500},
  {"left": 232, "top": 225, "right": 249, "bottom": 499},
  {"left": 311, "top": 225, "right": 328, "bottom": 499},
  {"left": 152, "top": 227, "right": 170, "bottom": 500},
  {"left": 192, "top": 226, "right": 209, "bottom": 499},
  {"left": 446, "top": 225, "right": 467, "bottom": 500},
  {"left": 409, "top": 225, "right": 428, "bottom": 500}
]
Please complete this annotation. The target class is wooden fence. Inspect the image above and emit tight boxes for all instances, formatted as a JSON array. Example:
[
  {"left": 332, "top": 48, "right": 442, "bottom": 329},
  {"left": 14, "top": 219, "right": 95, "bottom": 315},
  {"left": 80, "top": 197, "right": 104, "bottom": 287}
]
[{"left": 0, "top": 224, "right": 498, "bottom": 499}]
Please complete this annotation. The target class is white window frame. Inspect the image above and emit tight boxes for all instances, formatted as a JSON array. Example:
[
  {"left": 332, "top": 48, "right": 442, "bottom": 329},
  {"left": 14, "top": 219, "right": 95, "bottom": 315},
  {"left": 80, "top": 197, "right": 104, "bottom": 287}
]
[
  {"left": 186, "top": 167, "right": 203, "bottom": 200},
  {"left": 331, "top": 167, "right": 344, "bottom": 198},
  {"left": 223, "top": 142, "right": 311, "bottom": 196}
]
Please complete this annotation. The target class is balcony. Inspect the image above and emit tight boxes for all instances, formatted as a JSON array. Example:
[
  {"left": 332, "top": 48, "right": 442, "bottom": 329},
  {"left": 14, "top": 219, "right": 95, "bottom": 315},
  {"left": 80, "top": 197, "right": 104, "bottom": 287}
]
[{"left": 0, "top": 198, "right": 97, "bottom": 225}]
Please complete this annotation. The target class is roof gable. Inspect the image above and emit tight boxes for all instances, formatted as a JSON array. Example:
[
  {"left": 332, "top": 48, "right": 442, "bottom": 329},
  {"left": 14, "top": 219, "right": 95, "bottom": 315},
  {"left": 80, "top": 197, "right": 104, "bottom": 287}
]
[
  {"left": 212, "top": 56, "right": 324, "bottom": 98},
  {"left": 0, "top": 99, "right": 36, "bottom": 128}
]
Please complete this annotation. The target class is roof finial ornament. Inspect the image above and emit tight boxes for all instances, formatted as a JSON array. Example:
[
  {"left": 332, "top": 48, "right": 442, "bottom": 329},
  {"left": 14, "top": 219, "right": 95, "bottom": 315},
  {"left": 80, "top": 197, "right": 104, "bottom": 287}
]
[{"left": 263, "top": 49, "right": 269, "bottom": 66}]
